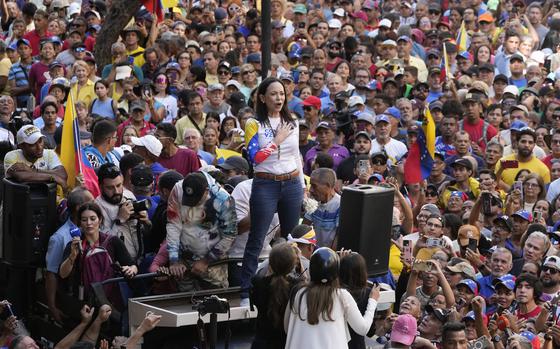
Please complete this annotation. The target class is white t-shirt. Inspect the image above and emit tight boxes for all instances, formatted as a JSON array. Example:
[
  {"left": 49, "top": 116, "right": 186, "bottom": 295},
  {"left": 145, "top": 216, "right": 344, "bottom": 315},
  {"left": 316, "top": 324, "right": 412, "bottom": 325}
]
[
  {"left": 155, "top": 94, "right": 178, "bottom": 123},
  {"left": 228, "top": 179, "right": 278, "bottom": 258},
  {"left": 369, "top": 138, "right": 408, "bottom": 164},
  {"left": 4, "top": 149, "right": 62, "bottom": 174}
]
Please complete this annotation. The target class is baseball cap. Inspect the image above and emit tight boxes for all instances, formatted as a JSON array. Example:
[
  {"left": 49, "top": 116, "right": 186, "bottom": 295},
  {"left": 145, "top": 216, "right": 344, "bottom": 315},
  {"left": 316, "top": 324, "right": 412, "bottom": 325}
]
[
  {"left": 348, "top": 95, "right": 365, "bottom": 108},
  {"left": 420, "top": 203, "right": 440, "bottom": 216},
  {"left": 298, "top": 119, "right": 309, "bottom": 129},
  {"left": 375, "top": 114, "right": 390, "bottom": 124},
  {"left": 425, "top": 305, "right": 449, "bottom": 323},
  {"left": 429, "top": 100, "right": 443, "bottom": 111},
  {"left": 371, "top": 152, "right": 388, "bottom": 162},
  {"left": 493, "top": 275, "right": 516, "bottom": 291},
  {"left": 115, "top": 65, "right": 132, "bottom": 81},
  {"left": 217, "top": 156, "right": 249, "bottom": 173},
  {"left": 427, "top": 49, "right": 441, "bottom": 58},
  {"left": 382, "top": 39, "right": 397, "bottom": 47},
  {"left": 354, "top": 131, "right": 371, "bottom": 141},
  {"left": 316, "top": 121, "right": 334, "bottom": 131},
  {"left": 271, "top": 20, "right": 285, "bottom": 29},
  {"left": 130, "top": 135, "right": 163, "bottom": 157},
  {"left": 356, "top": 112, "right": 375, "bottom": 126},
  {"left": 302, "top": 96, "right": 321, "bottom": 110},
  {"left": 494, "top": 74, "right": 508, "bottom": 84},
  {"left": 510, "top": 53, "right": 525, "bottom": 63},
  {"left": 130, "top": 99, "right": 146, "bottom": 112},
  {"left": 166, "top": 62, "right": 181, "bottom": 72},
  {"left": 462, "top": 93, "right": 480, "bottom": 104},
  {"left": 246, "top": 53, "right": 261, "bottom": 63},
  {"left": 328, "top": 19, "right": 342, "bottom": 29},
  {"left": 350, "top": 11, "right": 368, "bottom": 22},
  {"left": 280, "top": 72, "right": 294, "bottom": 83},
  {"left": 479, "top": 62, "right": 494, "bottom": 72},
  {"left": 17, "top": 125, "right": 44, "bottom": 145},
  {"left": 445, "top": 262, "right": 476, "bottom": 279},
  {"left": 214, "top": 7, "right": 228, "bottom": 20},
  {"left": 333, "top": 7, "right": 345, "bottom": 17},
  {"left": 544, "top": 256, "right": 560, "bottom": 270},
  {"left": 519, "top": 331, "right": 541, "bottom": 349},
  {"left": 478, "top": 12, "right": 494, "bottom": 23},
  {"left": 512, "top": 209, "right": 533, "bottom": 222},
  {"left": 16, "top": 38, "right": 31, "bottom": 47},
  {"left": 397, "top": 35, "right": 412, "bottom": 43},
  {"left": 450, "top": 158, "right": 473, "bottom": 170},
  {"left": 510, "top": 119, "right": 528, "bottom": 131},
  {"left": 493, "top": 215, "right": 513, "bottom": 232},
  {"left": 181, "top": 172, "right": 208, "bottom": 207},
  {"left": 226, "top": 80, "right": 242, "bottom": 90},
  {"left": 511, "top": 104, "right": 529, "bottom": 116},
  {"left": 386, "top": 106, "right": 401, "bottom": 119},
  {"left": 457, "top": 279, "right": 479, "bottom": 295},
  {"left": 294, "top": 3, "right": 307, "bottom": 14},
  {"left": 379, "top": 18, "right": 392, "bottom": 28},
  {"left": 49, "top": 61, "right": 64, "bottom": 69},
  {"left": 390, "top": 314, "right": 417, "bottom": 346},
  {"left": 457, "top": 225, "right": 481, "bottom": 246},
  {"left": 131, "top": 165, "right": 154, "bottom": 187}
]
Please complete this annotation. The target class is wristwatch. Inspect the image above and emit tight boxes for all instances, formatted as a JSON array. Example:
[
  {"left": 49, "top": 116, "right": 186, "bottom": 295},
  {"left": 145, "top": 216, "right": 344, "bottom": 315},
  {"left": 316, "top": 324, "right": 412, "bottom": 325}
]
[{"left": 492, "top": 335, "right": 501, "bottom": 343}]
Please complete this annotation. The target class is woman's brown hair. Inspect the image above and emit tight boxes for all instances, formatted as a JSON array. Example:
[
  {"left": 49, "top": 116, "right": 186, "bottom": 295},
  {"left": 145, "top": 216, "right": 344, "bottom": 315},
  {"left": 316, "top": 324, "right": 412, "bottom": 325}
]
[{"left": 267, "top": 243, "right": 298, "bottom": 328}]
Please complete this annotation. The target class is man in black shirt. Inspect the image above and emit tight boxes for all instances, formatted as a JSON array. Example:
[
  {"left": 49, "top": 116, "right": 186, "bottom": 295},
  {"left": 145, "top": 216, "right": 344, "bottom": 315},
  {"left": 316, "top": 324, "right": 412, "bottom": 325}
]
[
  {"left": 336, "top": 131, "right": 372, "bottom": 188},
  {"left": 299, "top": 119, "right": 317, "bottom": 158}
]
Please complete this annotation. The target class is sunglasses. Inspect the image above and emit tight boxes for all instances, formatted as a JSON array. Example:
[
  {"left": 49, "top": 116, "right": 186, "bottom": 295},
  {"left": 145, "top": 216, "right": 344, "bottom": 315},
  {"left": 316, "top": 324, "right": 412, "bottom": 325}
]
[
  {"left": 156, "top": 77, "right": 167, "bottom": 84},
  {"left": 74, "top": 47, "right": 86, "bottom": 53},
  {"left": 242, "top": 70, "right": 255, "bottom": 75},
  {"left": 218, "top": 70, "right": 230, "bottom": 75},
  {"left": 303, "top": 106, "right": 314, "bottom": 111},
  {"left": 204, "top": 41, "right": 218, "bottom": 46},
  {"left": 543, "top": 266, "right": 559, "bottom": 274},
  {"left": 372, "top": 159, "right": 386, "bottom": 165}
]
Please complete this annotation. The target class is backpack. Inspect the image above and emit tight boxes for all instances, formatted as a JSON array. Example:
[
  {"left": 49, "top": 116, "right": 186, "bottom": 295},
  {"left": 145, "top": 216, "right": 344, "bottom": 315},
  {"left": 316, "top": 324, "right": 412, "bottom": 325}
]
[{"left": 81, "top": 236, "right": 122, "bottom": 309}]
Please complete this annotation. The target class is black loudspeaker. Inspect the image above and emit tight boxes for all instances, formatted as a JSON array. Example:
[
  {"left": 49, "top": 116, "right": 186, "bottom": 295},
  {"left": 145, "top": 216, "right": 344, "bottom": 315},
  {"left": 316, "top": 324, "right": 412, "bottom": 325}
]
[
  {"left": 338, "top": 184, "right": 394, "bottom": 276},
  {"left": 2, "top": 179, "right": 57, "bottom": 266}
]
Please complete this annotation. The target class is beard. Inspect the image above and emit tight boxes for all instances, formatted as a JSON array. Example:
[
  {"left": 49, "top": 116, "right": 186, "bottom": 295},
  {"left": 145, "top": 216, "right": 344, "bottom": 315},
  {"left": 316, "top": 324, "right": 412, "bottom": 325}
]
[
  {"left": 103, "top": 192, "right": 123, "bottom": 205},
  {"left": 542, "top": 278, "right": 559, "bottom": 288},
  {"left": 518, "top": 148, "right": 532, "bottom": 157}
]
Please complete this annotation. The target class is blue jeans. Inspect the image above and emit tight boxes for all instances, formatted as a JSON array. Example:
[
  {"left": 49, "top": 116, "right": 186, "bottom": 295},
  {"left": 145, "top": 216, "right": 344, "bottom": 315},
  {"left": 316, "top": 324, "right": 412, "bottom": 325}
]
[{"left": 240, "top": 177, "right": 303, "bottom": 298}]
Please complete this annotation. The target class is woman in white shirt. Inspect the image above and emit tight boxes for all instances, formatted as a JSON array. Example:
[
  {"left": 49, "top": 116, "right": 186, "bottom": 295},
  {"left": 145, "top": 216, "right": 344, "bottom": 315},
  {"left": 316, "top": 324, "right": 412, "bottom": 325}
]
[
  {"left": 284, "top": 248, "right": 380, "bottom": 349},
  {"left": 239, "top": 77, "right": 304, "bottom": 305}
]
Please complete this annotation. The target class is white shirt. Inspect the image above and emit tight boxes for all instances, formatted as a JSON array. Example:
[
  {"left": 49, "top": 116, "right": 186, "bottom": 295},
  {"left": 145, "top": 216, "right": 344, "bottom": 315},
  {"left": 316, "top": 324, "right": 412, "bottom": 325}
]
[
  {"left": 4, "top": 148, "right": 62, "bottom": 174},
  {"left": 284, "top": 288, "right": 377, "bottom": 349},
  {"left": 155, "top": 94, "right": 178, "bottom": 123},
  {"left": 228, "top": 179, "right": 278, "bottom": 258},
  {"left": 369, "top": 138, "right": 408, "bottom": 164}
]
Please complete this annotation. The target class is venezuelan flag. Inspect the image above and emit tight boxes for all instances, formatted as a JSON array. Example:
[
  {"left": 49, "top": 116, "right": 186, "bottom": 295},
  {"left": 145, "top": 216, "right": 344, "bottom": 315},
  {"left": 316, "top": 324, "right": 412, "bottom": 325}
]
[
  {"left": 441, "top": 43, "right": 451, "bottom": 82},
  {"left": 456, "top": 20, "right": 470, "bottom": 53},
  {"left": 60, "top": 93, "right": 100, "bottom": 197},
  {"left": 404, "top": 108, "right": 436, "bottom": 184},
  {"left": 245, "top": 118, "right": 260, "bottom": 166}
]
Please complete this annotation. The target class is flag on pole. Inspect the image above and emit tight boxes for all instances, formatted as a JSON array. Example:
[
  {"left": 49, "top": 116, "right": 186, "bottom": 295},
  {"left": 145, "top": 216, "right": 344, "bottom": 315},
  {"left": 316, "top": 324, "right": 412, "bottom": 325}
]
[
  {"left": 404, "top": 108, "right": 436, "bottom": 184},
  {"left": 60, "top": 93, "right": 100, "bottom": 197},
  {"left": 456, "top": 20, "right": 470, "bottom": 53},
  {"left": 441, "top": 42, "right": 451, "bottom": 82},
  {"left": 142, "top": 0, "right": 164, "bottom": 22}
]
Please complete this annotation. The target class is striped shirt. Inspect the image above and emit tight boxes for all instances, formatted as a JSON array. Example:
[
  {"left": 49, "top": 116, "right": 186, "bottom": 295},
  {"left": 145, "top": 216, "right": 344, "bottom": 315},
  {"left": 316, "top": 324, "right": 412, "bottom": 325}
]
[{"left": 8, "top": 61, "right": 32, "bottom": 106}]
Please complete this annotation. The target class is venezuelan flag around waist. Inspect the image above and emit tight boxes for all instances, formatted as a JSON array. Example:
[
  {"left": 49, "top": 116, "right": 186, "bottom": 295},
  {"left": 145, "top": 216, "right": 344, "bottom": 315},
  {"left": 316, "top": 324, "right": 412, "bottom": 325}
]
[
  {"left": 404, "top": 108, "right": 436, "bottom": 184},
  {"left": 60, "top": 93, "right": 100, "bottom": 197}
]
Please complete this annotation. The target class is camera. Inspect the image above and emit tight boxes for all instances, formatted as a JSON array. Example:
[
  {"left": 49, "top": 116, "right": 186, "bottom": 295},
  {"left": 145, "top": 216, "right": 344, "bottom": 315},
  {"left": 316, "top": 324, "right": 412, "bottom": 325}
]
[
  {"left": 192, "top": 295, "right": 229, "bottom": 316},
  {"left": 329, "top": 90, "right": 356, "bottom": 138},
  {"left": 132, "top": 199, "right": 149, "bottom": 213}
]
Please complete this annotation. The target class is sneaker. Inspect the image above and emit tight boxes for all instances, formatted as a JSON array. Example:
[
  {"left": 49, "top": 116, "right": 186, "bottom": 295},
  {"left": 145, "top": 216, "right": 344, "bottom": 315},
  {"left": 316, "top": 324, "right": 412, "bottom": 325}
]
[{"left": 239, "top": 297, "right": 250, "bottom": 308}]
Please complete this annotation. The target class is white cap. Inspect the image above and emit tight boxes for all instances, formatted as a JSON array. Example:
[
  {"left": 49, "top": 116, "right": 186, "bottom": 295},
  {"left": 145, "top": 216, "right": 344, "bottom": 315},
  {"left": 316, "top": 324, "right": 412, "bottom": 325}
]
[
  {"left": 185, "top": 40, "right": 200, "bottom": 49},
  {"left": 115, "top": 65, "right": 132, "bottom": 81},
  {"left": 503, "top": 85, "right": 519, "bottom": 97},
  {"left": 529, "top": 51, "right": 545, "bottom": 64},
  {"left": 333, "top": 8, "right": 346, "bottom": 17},
  {"left": 17, "top": 125, "right": 44, "bottom": 145},
  {"left": 68, "top": 2, "right": 81, "bottom": 17},
  {"left": 328, "top": 19, "right": 342, "bottom": 29},
  {"left": 379, "top": 18, "right": 392, "bottom": 28},
  {"left": 382, "top": 39, "right": 397, "bottom": 47},
  {"left": 85, "top": 9, "right": 101, "bottom": 20},
  {"left": 348, "top": 95, "right": 365, "bottom": 108},
  {"left": 226, "top": 79, "right": 242, "bottom": 90},
  {"left": 131, "top": 135, "right": 163, "bottom": 157}
]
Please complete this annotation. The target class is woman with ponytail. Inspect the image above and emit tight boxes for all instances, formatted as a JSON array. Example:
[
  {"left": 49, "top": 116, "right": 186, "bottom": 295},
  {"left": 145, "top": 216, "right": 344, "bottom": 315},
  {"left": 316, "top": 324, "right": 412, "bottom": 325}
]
[
  {"left": 250, "top": 243, "right": 301, "bottom": 349},
  {"left": 284, "top": 247, "right": 381, "bottom": 349}
]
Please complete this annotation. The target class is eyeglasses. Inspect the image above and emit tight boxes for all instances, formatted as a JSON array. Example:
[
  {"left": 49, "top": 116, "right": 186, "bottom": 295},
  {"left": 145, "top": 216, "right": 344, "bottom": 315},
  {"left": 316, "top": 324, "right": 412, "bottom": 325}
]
[
  {"left": 543, "top": 266, "right": 559, "bottom": 274},
  {"left": 74, "top": 47, "right": 86, "bottom": 53},
  {"left": 372, "top": 159, "right": 386, "bottom": 165},
  {"left": 552, "top": 140, "right": 560, "bottom": 144},
  {"left": 242, "top": 70, "right": 255, "bottom": 75},
  {"left": 303, "top": 106, "right": 314, "bottom": 111},
  {"left": 523, "top": 182, "right": 539, "bottom": 188},
  {"left": 204, "top": 41, "right": 218, "bottom": 46},
  {"left": 218, "top": 70, "right": 230, "bottom": 75}
]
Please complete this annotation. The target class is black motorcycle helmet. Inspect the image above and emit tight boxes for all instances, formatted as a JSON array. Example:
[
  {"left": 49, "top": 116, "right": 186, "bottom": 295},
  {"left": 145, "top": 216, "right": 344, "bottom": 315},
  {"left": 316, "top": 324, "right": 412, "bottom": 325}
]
[{"left": 310, "top": 247, "right": 340, "bottom": 284}]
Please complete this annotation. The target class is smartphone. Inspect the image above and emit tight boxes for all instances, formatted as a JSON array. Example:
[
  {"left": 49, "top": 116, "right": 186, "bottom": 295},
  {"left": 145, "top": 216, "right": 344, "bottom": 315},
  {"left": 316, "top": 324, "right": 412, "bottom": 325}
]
[
  {"left": 534, "top": 211, "right": 542, "bottom": 222},
  {"left": 501, "top": 160, "right": 519, "bottom": 169},
  {"left": 468, "top": 238, "right": 477, "bottom": 252},
  {"left": 482, "top": 192, "right": 492, "bottom": 215},
  {"left": 298, "top": 22, "right": 306, "bottom": 29},
  {"left": 142, "top": 85, "right": 152, "bottom": 99},
  {"left": 358, "top": 159, "right": 369, "bottom": 176},
  {"left": 127, "top": 56, "right": 134, "bottom": 65},
  {"left": 513, "top": 181, "right": 523, "bottom": 201},
  {"left": 403, "top": 240, "right": 413, "bottom": 265},
  {"left": 426, "top": 237, "right": 442, "bottom": 248},
  {"left": 391, "top": 225, "right": 401, "bottom": 240}
]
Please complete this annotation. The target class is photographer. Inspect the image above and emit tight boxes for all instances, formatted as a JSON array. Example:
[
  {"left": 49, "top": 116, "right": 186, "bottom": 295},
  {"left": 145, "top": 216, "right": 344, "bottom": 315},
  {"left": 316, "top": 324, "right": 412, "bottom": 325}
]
[{"left": 94, "top": 163, "right": 151, "bottom": 264}]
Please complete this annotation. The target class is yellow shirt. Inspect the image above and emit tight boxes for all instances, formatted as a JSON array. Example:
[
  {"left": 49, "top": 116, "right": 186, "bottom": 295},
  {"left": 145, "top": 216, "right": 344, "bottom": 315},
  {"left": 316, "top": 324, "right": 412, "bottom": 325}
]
[
  {"left": 440, "top": 177, "right": 481, "bottom": 208},
  {"left": 495, "top": 153, "right": 551, "bottom": 186},
  {"left": 127, "top": 46, "right": 145, "bottom": 68},
  {"left": 175, "top": 113, "right": 206, "bottom": 145},
  {"left": 70, "top": 79, "right": 96, "bottom": 108},
  {"left": 389, "top": 244, "right": 404, "bottom": 279},
  {"left": 0, "top": 56, "right": 12, "bottom": 95}
]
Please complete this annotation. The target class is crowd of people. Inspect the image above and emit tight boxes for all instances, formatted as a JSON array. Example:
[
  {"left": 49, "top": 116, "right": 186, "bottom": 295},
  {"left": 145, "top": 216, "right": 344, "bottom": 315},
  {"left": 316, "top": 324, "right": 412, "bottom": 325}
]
[{"left": 2, "top": 0, "right": 560, "bottom": 348}]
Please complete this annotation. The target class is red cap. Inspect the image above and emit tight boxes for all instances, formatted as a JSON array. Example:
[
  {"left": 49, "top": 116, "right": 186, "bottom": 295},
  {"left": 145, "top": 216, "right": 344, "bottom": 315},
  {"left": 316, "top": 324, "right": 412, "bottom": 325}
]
[
  {"left": 350, "top": 11, "right": 368, "bottom": 22},
  {"left": 302, "top": 96, "right": 321, "bottom": 110}
]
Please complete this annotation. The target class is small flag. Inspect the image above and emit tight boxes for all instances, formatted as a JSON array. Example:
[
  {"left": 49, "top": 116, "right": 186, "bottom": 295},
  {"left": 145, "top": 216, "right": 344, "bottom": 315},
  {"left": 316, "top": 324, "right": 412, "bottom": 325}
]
[
  {"left": 404, "top": 108, "right": 436, "bottom": 184},
  {"left": 456, "top": 20, "right": 470, "bottom": 53}
]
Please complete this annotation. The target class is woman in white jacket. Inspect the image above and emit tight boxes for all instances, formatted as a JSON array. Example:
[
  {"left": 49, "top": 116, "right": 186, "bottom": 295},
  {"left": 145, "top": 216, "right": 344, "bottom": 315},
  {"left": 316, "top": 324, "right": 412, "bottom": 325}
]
[{"left": 284, "top": 247, "right": 381, "bottom": 349}]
